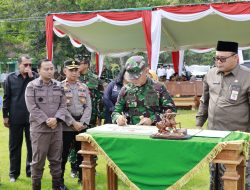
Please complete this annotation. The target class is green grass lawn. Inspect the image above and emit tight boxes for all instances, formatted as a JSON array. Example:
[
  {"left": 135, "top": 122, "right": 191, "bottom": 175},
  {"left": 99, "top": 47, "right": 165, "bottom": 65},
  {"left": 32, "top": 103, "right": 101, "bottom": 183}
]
[{"left": 0, "top": 101, "right": 209, "bottom": 190}]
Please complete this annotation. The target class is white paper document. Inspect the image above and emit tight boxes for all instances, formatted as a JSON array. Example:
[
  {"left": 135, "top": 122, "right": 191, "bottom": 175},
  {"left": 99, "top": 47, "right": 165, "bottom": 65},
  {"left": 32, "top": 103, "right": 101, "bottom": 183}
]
[
  {"left": 87, "top": 124, "right": 158, "bottom": 136},
  {"left": 88, "top": 125, "right": 231, "bottom": 138},
  {"left": 187, "top": 129, "right": 231, "bottom": 138},
  {"left": 187, "top": 129, "right": 202, "bottom": 136}
]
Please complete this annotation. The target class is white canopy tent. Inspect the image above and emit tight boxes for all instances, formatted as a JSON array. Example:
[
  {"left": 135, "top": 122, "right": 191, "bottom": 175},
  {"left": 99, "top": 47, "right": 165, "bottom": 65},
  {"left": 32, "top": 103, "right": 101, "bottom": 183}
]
[{"left": 46, "top": 1, "right": 250, "bottom": 74}]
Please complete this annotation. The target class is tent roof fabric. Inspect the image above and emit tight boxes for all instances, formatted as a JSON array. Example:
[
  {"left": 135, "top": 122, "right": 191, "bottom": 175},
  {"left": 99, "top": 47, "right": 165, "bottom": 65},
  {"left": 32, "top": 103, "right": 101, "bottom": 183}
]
[
  {"left": 46, "top": 1, "right": 250, "bottom": 71},
  {"left": 47, "top": 2, "right": 250, "bottom": 50}
]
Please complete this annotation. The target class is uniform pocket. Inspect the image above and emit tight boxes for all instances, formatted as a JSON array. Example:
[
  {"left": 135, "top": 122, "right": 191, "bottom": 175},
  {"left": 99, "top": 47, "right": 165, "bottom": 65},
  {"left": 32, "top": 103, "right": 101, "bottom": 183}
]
[
  {"left": 26, "top": 88, "right": 35, "bottom": 97},
  {"left": 226, "top": 84, "right": 241, "bottom": 104},
  {"left": 78, "top": 91, "right": 86, "bottom": 97},
  {"left": 35, "top": 90, "right": 47, "bottom": 104},
  {"left": 144, "top": 91, "right": 159, "bottom": 107},
  {"left": 125, "top": 93, "right": 137, "bottom": 107},
  {"left": 78, "top": 91, "right": 86, "bottom": 104},
  {"left": 53, "top": 91, "right": 62, "bottom": 103}
]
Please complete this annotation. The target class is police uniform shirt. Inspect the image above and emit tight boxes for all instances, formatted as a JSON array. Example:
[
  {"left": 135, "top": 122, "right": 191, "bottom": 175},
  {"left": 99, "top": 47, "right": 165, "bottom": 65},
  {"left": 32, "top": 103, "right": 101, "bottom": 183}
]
[
  {"left": 196, "top": 64, "right": 250, "bottom": 131},
  {"left": 62, "top": 80, "right": 92, "bottom": 131},
  {"left": 25, "top": 78, "right": 67, "bottom": 132}
]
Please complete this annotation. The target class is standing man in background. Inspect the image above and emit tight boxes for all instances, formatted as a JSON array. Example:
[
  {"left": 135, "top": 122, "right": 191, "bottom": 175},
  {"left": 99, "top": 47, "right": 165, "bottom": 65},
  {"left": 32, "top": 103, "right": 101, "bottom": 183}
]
[
  {"left": 103, "top": 68, "right": 127, "bottom": 124},
  {"left": 196, "top": 41, "right": 250, "bottom": 190},
  {"left": 25, "top": 59, "right": 67, "bottom": 190},
  {"left": 60, "top": 60, "right": 92, "bottom": 188},
  {"left": 156, "top": 64, "right": 166, "bottom": 81},
  {"left": 2, "top": 55, "right": 38, "bottom": 182},
  {"left": 166, "top": 65, "right": 174, "bottom": 80},
  {"left": 77, "top": 54, "right": 104, "bottom": 127}
]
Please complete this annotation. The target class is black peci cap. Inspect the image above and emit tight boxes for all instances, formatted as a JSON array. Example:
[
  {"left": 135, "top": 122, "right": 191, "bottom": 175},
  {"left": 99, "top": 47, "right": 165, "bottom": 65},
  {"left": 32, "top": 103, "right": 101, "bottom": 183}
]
[{"left": 216, "top": 41, "right": 238, "bottom": 53}]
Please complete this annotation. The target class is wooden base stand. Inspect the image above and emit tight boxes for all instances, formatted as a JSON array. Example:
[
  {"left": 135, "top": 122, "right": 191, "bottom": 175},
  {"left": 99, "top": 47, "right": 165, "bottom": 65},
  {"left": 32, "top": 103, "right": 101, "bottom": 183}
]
[{"left": 213, "top": 143, "right": 246, "bottom": 190}]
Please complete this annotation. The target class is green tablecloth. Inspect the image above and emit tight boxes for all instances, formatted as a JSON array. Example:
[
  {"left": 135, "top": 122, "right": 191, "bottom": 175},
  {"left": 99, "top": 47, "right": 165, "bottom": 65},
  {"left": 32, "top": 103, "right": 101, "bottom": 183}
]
[{"left": 84, "top": 132, "right": 249, "bottom": 190}]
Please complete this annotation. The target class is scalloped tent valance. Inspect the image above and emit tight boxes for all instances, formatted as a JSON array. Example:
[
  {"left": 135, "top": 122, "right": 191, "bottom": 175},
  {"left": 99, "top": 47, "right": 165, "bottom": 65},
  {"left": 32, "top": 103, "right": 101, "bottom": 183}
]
[{"left": 46, "top": 2, "right": 250, "bottom": 73}]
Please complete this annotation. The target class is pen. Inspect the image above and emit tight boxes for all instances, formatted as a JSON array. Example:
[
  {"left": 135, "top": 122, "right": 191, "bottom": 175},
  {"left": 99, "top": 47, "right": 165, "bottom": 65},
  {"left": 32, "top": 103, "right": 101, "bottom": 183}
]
[{"left": 122, "top": 112, "right": 128, "bottom": 126}]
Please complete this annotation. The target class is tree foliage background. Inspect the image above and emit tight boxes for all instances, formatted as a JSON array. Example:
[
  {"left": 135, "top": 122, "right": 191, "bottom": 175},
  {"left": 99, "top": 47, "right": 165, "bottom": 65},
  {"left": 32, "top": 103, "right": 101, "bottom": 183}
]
[{"left": 1, "top": 0, "right": 249, "bottom": 70}]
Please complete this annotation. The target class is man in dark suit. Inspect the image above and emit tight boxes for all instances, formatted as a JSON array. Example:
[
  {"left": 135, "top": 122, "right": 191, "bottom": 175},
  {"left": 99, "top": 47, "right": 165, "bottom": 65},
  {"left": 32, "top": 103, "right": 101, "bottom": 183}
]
[{"left": 2, "top": 55, "right": 38, "bottom": 182}]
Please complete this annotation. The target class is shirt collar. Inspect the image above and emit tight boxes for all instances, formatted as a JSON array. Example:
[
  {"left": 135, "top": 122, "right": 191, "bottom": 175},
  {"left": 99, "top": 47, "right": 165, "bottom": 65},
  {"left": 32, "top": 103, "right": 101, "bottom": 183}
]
[
  {"left": 216, "top": 64, "right": 240, "bottom": 76},
  {"left": 230, "top": 64, "right": 240, "bottom": 76},
  {"left": 15, "top": 70, "right": 22, "bottom": 76},
  {"left": 65, "top": 78, "right": 80, "bottom": 84},
  {"left": 38, "top": 77, "right": 53, "bottom": 86}
]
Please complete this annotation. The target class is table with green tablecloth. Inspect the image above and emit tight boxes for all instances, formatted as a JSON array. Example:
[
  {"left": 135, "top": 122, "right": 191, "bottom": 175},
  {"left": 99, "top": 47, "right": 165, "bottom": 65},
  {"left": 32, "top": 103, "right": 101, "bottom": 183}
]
[{"left": 76, "top": 127, "right": 249, "bottom": 190}]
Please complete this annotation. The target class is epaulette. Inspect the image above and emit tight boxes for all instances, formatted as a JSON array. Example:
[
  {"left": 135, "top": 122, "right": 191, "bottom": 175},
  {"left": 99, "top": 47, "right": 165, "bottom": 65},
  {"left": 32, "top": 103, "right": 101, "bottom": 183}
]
[
  {"left": 61, "top": 80, "right": 68, "bottom": 90},
  {"left": 33, "top": 78, "right": 42, "bottom": 87},
  {"left": 52, "top": 79, "right": 62, "bottom": 87},
  {"left": 77, "top": 81, "right": 88, "bottom": 90}
]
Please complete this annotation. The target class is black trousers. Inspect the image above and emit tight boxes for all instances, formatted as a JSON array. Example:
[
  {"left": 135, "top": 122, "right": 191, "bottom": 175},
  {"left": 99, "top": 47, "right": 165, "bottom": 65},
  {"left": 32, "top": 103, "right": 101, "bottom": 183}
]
[
  {"left": 61, "top": 130, "right": 84, "bottom": 183},
  {"left": 9, "top": 123, "right": 32, "bottom": 178}
]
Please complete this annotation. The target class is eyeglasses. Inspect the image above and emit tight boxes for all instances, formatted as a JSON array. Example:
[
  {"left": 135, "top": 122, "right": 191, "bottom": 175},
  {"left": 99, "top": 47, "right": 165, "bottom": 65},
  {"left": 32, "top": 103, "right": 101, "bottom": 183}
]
[
  {"left": 23, "top": 64, "right": 32, "bottom": 67},
  {"left": 213, "top": 54, "right": 236, "bottom": 63}
]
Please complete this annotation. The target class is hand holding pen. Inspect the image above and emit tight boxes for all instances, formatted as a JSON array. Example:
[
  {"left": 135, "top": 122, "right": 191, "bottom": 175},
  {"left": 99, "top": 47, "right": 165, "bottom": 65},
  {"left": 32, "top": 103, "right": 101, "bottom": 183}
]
[{"left": 116, "top": 112, "right": 128, "bottom": 126}]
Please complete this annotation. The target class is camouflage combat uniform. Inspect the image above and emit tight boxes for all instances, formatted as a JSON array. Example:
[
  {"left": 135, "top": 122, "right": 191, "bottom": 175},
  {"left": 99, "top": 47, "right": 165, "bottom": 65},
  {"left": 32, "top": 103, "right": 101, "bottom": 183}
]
[
  {"left": 112, "top": 55, "right": 176, "bottom": 125},
  {"left": 100, "top": 67, "right": 113, "bottom": 84},
  {"left": 112, "top": 77, "right": 176, "bottom": 125},
  {"left": 79, "top": 71, "right": 103, "bottom": 127}
]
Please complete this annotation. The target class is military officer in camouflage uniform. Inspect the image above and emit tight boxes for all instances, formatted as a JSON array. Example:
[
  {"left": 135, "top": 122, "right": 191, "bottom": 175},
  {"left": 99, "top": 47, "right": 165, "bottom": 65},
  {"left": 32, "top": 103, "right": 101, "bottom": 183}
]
[
  {"left": 76, "top": 54, "right": 104, "bottom": 127},
  {"left": 60, "top": 60, "right": 92, "bottom": 189},
  {"left": 112, "top": 56, "right": 176, "bottom": 126},
  {"left": 25, "top": 59, "right": 67, "bottom": 190},
  {"left": 100, "top": 65, "right": 113, "bottom": 85}
]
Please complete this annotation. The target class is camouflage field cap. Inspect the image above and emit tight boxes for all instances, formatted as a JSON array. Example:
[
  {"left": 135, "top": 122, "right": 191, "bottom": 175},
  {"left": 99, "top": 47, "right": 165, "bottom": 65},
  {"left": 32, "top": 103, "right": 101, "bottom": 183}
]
[
  {"left": 125, "top": 56, "right": 148, "bottom": 80},
  {"left": 64, "top": 60, "right": 80, "bottom": 69},
  {"left": 74, "top": 54, "right": 90, "bottom": 64}
]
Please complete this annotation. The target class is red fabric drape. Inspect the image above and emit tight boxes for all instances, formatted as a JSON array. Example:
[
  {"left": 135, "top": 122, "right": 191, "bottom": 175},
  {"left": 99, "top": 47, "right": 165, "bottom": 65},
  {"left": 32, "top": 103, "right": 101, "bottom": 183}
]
[
  {"left": 142, "top": 10, "right": 152, "bottom": 68},
  {"left": 46, "top": 15, "right": 54, "bottom": 60},
  {"left": 157, "top": 4, "right": 209, "bottom": 14},
  {"left": 54, "top": 28, "right": 65, "bottom": 35},
  {"left": 48, "top": 11, "right": 147, "bottom": 60},
  {"left": 157, "top": 2, "right": 250, "bottom": 14},
  {"left": 171, "top": 51, "right": 179, "bottom": 74},
  {"left": 96, "top": 53, "right": 99, "bottom": 75},
  {"left": 211, "top": 2, "right": 250, "bottom": 14},
  {"left": 54, "top": 11, "right": 144, "bottom": 21},
  {"left": 46, "top": 1, "right": 250, "bottom": 62}
]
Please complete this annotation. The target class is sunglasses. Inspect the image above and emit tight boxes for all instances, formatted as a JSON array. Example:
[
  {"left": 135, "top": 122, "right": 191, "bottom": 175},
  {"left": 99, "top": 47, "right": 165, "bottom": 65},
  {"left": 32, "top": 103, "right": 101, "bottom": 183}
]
[
  {"left": 23, "top": 64, "right": 32, "bottom": 67},
  {"left": 213, "top": 54, "right": 236, "bottom": 63}
]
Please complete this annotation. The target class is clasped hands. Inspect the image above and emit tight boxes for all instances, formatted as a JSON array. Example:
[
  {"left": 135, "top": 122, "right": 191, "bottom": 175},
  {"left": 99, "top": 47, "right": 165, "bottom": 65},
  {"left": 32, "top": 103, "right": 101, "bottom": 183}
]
[
  {"left": 46, "top": 118, "right": 86, "bottom": 131},
  {"left": 116, "top": 115, "right": 152, "bottom": 126},
  {"left": 46, "top": 118, "right": 58, "bottom": 129},
  {"left": 71, "top": 121, "right": 87, "bottom": 132}
]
